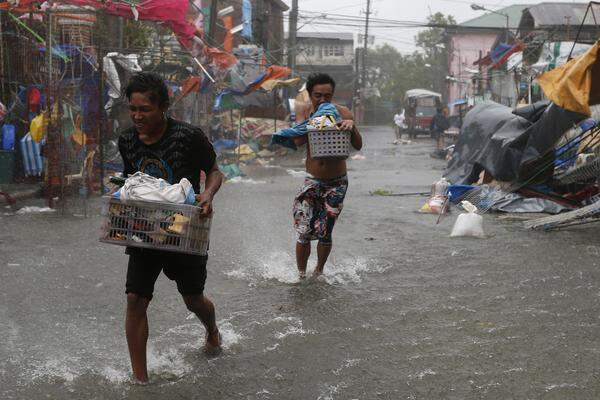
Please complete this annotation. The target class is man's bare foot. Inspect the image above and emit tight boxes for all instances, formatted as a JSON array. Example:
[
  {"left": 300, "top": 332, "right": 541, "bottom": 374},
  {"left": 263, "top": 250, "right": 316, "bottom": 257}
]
[
  {"left": 130, "top": 377, "right": 149, "bottom": 385},
  {"left": 312, "top": 268, "right": 323, "bottom": 277},
  {"left": 298, "top": 270, "right": 307, "bottom": 279},
  {"left": 204, "top": 329, "right": 222, "bottom": 355}
]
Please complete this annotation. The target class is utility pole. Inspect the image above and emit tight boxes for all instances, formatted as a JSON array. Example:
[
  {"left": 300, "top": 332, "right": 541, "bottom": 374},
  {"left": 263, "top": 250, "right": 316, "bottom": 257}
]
[
  {"left": 287, "top": 0, "right": 298, "bottom": 75},
  {"left": 207, "top": 0, "right": 219, "bottom": 46},
  {"left": 361, "top": 0, "right": 372, "bottom": 92}
]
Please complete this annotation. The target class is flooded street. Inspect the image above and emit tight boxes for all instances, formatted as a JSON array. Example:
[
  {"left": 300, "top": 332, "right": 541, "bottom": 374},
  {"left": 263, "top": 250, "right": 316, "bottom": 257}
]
[{"left": 3, "top": 125, "right": 600, "bottom": 399}]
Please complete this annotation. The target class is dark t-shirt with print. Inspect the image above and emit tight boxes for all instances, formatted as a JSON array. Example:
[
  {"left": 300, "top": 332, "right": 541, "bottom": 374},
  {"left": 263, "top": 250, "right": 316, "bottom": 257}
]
[{"left": 118, "top": 118, "right": 216, "bottom": 193}]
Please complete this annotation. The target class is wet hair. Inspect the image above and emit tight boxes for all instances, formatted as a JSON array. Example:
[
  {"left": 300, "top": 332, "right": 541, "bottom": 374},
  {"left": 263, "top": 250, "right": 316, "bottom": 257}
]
[
  {"left": 124, "top": 72, "right": 169, "bottom": 107},
  {"left": 306, "top": 73, "right": 336, "bottom": 94}
]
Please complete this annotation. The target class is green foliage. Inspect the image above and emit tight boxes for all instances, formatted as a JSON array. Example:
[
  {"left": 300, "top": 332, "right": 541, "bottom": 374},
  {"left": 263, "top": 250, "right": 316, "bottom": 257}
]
[
  {"left": 123, "top": 20, "right": 153, "bottom": 50},
  {"left": 415, "top": 13, "right": 456, "bottom": 59},
  {"left": 367, "top": 44, "right": 431, "bottom": 107},
  {"left": 362, "top": 13, "right": 456, "bottom": 123},
  {"left": 415, "top": 13, "right": 456, "bottom": 97}
]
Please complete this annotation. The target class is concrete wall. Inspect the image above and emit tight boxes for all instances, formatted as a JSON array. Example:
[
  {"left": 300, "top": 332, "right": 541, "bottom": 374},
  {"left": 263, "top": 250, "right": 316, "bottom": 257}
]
[
  {"left": 447, "top": 32, "right": 497, "bottom": 103},
  {"left": 296, "top": 38, "right": 354, "bottom": 66}
]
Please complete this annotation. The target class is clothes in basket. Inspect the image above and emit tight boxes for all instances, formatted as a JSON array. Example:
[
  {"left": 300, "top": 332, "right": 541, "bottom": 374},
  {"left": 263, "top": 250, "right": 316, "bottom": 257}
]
[{"left": 114, "top": 172, "right": 196, "bottom": 205}]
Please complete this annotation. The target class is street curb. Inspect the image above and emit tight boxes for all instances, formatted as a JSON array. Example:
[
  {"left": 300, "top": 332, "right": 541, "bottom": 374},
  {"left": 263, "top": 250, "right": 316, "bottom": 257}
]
[{"left": 0, "top": 187, "right": 43, "bottom": 205}]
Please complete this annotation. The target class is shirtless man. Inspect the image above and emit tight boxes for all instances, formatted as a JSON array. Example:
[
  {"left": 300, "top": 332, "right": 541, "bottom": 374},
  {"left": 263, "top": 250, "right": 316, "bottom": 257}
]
[{"left": 292, "top": 73, "right": 363, "bottom": 278}]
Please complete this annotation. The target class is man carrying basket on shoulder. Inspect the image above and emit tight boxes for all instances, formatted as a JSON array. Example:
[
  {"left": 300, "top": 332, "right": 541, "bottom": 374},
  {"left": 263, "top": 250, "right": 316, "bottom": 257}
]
[
  {"left": 117, "top": 72, "right": 224, "bottom": 383},
  {"left": 273, "top": 73, "right": 362, "bottom": 278}
]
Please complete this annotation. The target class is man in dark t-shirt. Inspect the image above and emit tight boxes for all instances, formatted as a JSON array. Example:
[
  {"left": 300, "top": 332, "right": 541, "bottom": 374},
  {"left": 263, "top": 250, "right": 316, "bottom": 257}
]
[{"left": 117, "top": 72, "right": 224, "bottom": 383}]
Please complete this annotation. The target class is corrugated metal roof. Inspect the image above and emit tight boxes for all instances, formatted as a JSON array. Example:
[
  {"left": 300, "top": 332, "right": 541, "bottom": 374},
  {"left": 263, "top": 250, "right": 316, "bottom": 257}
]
[
  {"left": 269, "top": 0, "right": 289, "bottom": 11},
  {"left": 295, "top": 32, "right": 354, "bottom": 41},
  {"left": 526, "top": 2, "right": 590, "bottom": 27},
  {"left": 460, "top": 4, "right": 529, "bottom": 28},
  {"left": 404, "top": 89, "right": 442, "bottom": 99}
]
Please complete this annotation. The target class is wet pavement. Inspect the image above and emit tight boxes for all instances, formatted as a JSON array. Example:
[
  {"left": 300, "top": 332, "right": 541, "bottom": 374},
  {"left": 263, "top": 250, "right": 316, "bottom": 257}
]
[{"left": 2, "top": 126, "right": 600, "bottom": 399}]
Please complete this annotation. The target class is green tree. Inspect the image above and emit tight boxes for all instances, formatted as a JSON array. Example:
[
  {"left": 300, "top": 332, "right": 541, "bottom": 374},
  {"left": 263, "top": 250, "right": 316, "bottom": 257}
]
[
  {"left": 415, "top": 12, "right": 456, "bottom": 98},
  {"left": 123, "top": 20, "right": 154, "bottom": 50},
  {"left": 363, "top": 44, "right": 432, "bottom": 123},
  {"left": 368, "top": 44, "right": 430, "bottom": 107}
]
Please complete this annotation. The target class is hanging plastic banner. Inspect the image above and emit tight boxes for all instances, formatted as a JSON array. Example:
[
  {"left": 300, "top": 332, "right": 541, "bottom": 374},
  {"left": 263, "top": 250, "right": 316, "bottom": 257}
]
[
  {"left": 242, "top": 0, "right": 252, "bottom": 39},
  {"left": 20, "top": 133, "right": 44, "bottom": 177}
]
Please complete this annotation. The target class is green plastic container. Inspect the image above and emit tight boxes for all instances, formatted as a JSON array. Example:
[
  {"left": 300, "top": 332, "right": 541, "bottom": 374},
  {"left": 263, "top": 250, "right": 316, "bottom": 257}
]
[{"left": 0, "top": 150, "right": 15, "bottom": 184}]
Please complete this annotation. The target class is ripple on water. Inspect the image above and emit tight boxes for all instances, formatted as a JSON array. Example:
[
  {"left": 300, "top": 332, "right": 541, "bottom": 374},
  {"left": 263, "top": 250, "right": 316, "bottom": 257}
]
[
  {"left": 225, "top": 251, "right": 299, "bottom": 284},
  {"left": 270, "top": 316, "right": 315, "bottom": 339},
  {"left": 29, "top": 356, "right": 82, "bottom": 383},
  {"left": 408, "top": 368, "right": 437, "bottom": 380},
  {"left": 164, "top": 319, "right": 244, "bottom": 353},
  {"left": 545, "top": 383, "right": 579, "bottom": 391}
]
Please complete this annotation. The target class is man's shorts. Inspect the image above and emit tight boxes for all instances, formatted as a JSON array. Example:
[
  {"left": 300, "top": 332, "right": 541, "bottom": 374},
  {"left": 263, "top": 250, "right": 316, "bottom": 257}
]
[
  {"left": 125, "top": 248, "right": 208, "bottom": 300},
  {"left": 293, "top": 175, "right": 348, "bottom": 245}
]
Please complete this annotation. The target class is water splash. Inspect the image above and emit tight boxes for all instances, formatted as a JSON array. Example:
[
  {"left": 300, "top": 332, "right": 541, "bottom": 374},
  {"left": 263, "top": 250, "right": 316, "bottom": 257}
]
[
  {"left": 320, "top": 257, "right": 388, "bottom": 285},
  {"left": 408, "top": 369, "right": 437, "bottom": 380},
  {"left": 225, "top": 251, "right": 300, "bottom": 284},
  {"left": 218, "top": 320, "right": 244, "bottom": 349},
  {"left": 332, "top": 359, "right": 360, "bottom": 376},
  {"left": 545, "top": 383, "right": 579, "bottom": 391},
  {"left": 286, "top": 169, "right": 307, "bottom": 178},
  {"left": 225, "top": 252, "right": 386, "bottom": 286},
  {"left": 165, "top": 320, "right": 243, "bottom": 351},
  {"left": 30, "top": 356, "right": 81, "bottom": 383},
  {"left": 228, "top": 177, "right": 267, "bottom": 184},
  {"left": 101, "top": 366, "right": 130, "bottom": 384},
  {"left": 317, "top": 382, "right": 347, "bottom": 400},
  {"left": 146, "top": 346, "right": 192, "bottom": 379},
  {"left": 271, "top": 316, "right": 315, "bottom": 339}
]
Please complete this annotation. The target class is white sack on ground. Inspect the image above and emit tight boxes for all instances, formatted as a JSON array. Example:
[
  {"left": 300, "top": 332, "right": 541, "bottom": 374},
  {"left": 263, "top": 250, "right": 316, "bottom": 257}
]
[{"left": 450, "top": 201, "right": 485, "bottom": 238}]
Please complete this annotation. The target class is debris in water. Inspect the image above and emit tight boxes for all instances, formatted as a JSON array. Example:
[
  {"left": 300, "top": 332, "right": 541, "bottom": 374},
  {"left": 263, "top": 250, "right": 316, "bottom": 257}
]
[
  {"left": 286, "top": 169, "right": 307, "bottom": 178},
  {"left": 370, "top": 188, "right": 393, "bottom": 196},
  {"left": 16, "top": 206, "right": 55, "bottom": 215}
]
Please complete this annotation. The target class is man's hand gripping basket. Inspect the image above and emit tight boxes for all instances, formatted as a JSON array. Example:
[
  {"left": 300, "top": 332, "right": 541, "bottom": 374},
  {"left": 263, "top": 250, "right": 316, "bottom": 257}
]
[{"left": 307, "top": 115, "right": 351, "bottom": 160}]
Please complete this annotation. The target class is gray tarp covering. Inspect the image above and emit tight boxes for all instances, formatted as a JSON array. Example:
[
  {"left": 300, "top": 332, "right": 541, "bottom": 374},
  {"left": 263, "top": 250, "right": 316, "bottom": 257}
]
[
  {"left": 477, "top": 185, "right": 570, "bottom": 214},
  {"left": 445, "top": 101, "right": 586, "bottom": 185}
]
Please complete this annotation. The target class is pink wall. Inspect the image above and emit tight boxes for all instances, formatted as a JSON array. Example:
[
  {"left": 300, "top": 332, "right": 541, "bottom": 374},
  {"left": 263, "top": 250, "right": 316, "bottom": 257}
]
[{"left": 447, "top": 33, "right": 497, "bottom": 103}]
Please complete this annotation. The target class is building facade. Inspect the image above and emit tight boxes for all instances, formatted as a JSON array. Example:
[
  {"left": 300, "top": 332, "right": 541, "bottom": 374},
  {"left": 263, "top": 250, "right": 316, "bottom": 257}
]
[
  {"left": 445, "top": 5, "right": 528, "bottom": 105},
  {"left": 292, "top": 32, "right": 355, "bottom": 108}
]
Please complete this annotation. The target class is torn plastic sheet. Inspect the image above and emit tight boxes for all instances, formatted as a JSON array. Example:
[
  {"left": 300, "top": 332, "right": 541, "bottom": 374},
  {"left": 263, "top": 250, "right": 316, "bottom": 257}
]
[
  {"left": 452, "top": 185, "right": 571, "bottom": 214},
  {"left": 444, "top": 101, "right": 586, "bottom": 185}
]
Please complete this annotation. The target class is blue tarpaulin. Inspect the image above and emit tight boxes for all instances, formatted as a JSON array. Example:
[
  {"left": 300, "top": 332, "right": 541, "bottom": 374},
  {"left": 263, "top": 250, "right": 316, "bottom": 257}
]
[
  {"left": 271, "top": 103, "right": 341, "bottom": 150},
  {"left": 242, "top": 0, "right": 252, "bottom": 39},
  {"left": 490, "top": 43, "right": 512, "bottom": 64}
]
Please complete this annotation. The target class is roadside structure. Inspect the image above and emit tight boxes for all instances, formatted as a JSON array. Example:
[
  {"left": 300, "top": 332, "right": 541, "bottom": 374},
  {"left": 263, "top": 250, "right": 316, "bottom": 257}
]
[
  {"left": 445, "top": 4, "right": 527, "bottom": 106},
  {"left": 291, "top": 32, "right": 355, "bottom": 108}
]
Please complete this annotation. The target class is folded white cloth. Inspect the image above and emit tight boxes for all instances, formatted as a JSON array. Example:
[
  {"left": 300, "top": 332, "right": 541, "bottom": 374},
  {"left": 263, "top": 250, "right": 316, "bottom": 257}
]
[{"left": 115, "top": 172, "right": 195, "bottom": 204}]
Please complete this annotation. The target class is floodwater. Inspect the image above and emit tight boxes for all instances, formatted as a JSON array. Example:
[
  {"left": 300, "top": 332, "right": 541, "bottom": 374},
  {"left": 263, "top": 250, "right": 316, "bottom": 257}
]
[{"left": 2, "top": 126, "right": 600, "bottom": 399}]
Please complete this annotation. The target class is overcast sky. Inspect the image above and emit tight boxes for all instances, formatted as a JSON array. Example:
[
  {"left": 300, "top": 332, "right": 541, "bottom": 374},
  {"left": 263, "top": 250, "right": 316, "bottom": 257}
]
[{"left": 282, "top": 0, "right": 585, "bottom": 52}]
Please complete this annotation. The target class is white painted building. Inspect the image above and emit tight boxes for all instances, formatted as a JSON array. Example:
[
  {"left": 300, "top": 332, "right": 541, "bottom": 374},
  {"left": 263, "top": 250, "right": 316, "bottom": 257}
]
[{"left": 294, "top": 32, "right": 354, "bottom": 67}]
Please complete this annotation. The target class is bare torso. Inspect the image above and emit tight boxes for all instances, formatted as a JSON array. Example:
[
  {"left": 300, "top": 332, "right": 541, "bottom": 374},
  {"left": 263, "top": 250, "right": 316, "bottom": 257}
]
[{"left": 295, "top": 102, "right": 360, "bottom": 180}]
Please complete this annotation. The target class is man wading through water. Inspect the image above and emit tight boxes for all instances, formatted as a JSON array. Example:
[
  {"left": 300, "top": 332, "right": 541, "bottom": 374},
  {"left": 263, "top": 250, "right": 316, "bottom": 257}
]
[
  {"left": 292, "top": 73, "right": 363, "bottom": 278},
  {"left": 118, "top": 72, "right": 223, "bottom": 383}
]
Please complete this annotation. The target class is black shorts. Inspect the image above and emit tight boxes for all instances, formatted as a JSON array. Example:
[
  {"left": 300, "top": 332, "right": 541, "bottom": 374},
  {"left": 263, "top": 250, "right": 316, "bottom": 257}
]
[{"left": 125, "top": 248, "right": 208, "bottom": 300}]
